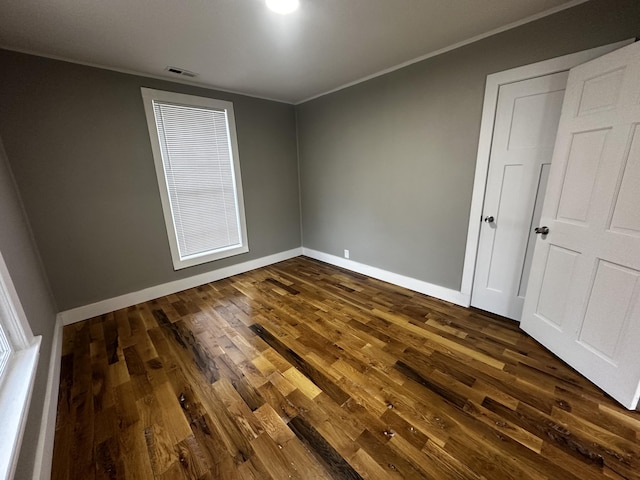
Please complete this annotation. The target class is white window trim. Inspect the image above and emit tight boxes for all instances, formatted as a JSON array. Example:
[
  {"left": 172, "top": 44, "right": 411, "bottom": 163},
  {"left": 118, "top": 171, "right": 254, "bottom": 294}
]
[
  {"left": 140, "top": 88, "right": 249, "bottom": 270},
  {"left": 0, "top": 250, "right": 41, "bottom": 480}
]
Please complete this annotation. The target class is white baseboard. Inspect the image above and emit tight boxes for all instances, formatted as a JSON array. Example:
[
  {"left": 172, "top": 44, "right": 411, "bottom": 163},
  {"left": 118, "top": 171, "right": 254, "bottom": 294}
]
[
  {"left": 32, "top": 315, "right": 63, "bottom": 480},
  {"left": 57, "top": 241, "right": 469, "bottom": 330},
  {"left": 302, "top": 248, "right": 470, "bottom": 307},
  {"left": 59, "top": 248, "right": 303, "bottom": 325}
]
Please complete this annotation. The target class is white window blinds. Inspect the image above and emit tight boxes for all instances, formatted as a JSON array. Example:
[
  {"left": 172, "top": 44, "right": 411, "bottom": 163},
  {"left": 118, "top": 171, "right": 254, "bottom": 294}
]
[
  {"left": 142, "top": 88, "right": 248, "bottom": 269},
  {"left": 153, "top": 102, "right": 241, "bottom": 258},
  {"left": 0, "top": 324, "right": 10, "bottom": 380}
]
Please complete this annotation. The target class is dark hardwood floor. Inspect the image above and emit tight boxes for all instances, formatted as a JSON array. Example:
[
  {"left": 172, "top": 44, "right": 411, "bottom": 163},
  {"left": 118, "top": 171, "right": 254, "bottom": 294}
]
[{"left": 52, "top": 256, "right": 640, "bottom": 479}]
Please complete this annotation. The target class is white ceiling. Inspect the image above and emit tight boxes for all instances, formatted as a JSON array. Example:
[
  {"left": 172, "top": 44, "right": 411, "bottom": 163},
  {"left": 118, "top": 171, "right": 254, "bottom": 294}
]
[{"left": 0, "top": 0, "right": 584, "bottom": 104}]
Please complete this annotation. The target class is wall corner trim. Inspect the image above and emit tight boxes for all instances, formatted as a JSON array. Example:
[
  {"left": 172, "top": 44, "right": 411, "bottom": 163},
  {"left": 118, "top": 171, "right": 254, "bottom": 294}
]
[
  {"left": 32, "top": 314, "right": 63, "bottom": 480},
  {"left": 302, "top": 248, "right": 470, "bottom": 307},
  {"left": 58, "top": 248, "right": 303, "bottom": 326}
]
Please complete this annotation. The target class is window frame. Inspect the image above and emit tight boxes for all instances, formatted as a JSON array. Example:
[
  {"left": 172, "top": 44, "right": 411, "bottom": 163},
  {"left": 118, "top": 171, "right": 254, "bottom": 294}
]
[
  {"left": 141, "top": 87, "right": 249, "bottom": 270},
  {"left": 0, "top": 250, "right": 41, "bottom": 480}
]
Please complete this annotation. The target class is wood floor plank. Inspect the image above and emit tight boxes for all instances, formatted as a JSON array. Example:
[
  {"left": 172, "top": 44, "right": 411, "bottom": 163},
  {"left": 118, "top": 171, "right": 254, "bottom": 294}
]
[
  {"left": 53, "top": 256, "right": 640, "bottom": 479},
  {"left": 288, "top": 416, "right": 364, "bottom": 479}
]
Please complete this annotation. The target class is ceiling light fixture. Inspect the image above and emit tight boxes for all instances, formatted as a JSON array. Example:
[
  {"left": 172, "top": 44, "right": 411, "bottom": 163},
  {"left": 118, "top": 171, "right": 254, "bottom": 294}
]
[{"left": 266, "top": 0, "right": 299, "bottom": 14}]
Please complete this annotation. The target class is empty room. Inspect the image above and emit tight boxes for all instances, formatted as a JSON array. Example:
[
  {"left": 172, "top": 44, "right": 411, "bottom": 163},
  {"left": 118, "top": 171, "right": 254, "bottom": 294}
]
[{"left": 1, "top": 0, "right": 640, "bottom": 478}]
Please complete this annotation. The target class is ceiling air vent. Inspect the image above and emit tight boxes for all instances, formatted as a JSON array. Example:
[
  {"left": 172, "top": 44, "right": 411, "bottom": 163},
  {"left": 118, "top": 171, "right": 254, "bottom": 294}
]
[{"left": 165, "top": 66, "right": 198, "bottom": 78}]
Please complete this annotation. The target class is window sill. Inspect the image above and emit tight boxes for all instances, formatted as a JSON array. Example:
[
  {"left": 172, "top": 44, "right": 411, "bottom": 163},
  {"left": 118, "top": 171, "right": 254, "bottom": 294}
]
[
  {"left": 0, "top": 337, "right": 41, "bottom": 480},
  {"left": 172, "top": 244, "right": 249, "bottom": 270}
]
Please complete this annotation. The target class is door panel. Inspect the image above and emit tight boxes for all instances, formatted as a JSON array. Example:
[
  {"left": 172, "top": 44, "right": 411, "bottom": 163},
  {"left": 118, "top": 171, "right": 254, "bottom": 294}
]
[
  {"left": 556, "top": 128, "right": 609, "bottom": 223},
  {"left": 578, "top": 260, "right": 640, "bottom": 361},
  {"left": 509, "top": 89, "right": 566, "bottom": 149},
  {"left": 472, "top": 72, "right": 568, "bottom": 320},
  {"left": 486, "top": 164, "right": 523, "bottom": 290},
  {"left": 521, "top": 41, "right": 640, "bottom": 409},
  {"left": 610, "top": 125, "right": 640, "bottom": 235},
  {"left": 535, "top": 245, "right": 579, "bottom": 329},
  {"left": 518, "top": 163, "right": 550, "bottom": 297},
  {"left": 576, "top": 67, "right": 625, "bottom": 115}
]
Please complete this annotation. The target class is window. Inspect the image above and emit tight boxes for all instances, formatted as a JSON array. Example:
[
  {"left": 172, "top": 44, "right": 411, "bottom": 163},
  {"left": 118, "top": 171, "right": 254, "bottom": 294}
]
[
  {"left": 141, "top": 88, "right": 248, "bottom": 270},
  {"left": 0, "top": 251, "right": 40, "bottom": 480}
]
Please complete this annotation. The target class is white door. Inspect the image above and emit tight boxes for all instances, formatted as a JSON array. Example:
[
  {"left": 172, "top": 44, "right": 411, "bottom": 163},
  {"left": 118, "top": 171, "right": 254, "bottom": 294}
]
[
  {"left": 472, "top": 72, "right": 568, "bottom": 320},
  {"left": 521, "top": 41, "right": 640, "bottom": 410}
]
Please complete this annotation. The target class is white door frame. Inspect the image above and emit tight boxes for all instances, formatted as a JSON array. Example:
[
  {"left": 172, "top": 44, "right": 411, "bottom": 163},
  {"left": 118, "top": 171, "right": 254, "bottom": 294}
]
[{"left": 459, "top": 39, "right": 634, "bottom": 307}]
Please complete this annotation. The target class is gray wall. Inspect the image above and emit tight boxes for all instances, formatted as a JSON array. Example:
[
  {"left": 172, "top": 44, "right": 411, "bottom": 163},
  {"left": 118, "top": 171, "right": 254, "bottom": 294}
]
[
  {"left": 0, "top": 137, "right": 58, "bottom": 479},
  {"left": 0, "top": 51, "right": 302, "bottom": 310},
  {"left": 296, "top": 0, "right": 640, "bottom": 291}
]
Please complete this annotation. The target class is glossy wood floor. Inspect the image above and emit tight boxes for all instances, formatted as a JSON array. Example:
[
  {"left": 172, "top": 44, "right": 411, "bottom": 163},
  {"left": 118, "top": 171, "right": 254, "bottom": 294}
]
[{"left": 52, "top": 257, "right": 640, "bottom": 479}]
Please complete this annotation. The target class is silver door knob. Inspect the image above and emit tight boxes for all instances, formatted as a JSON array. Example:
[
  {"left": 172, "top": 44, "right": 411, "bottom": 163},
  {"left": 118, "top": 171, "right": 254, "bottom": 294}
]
[
  {"left": 534, "top": 226, "right": 549, "bottom": 235},
  {"left": 484, "top": 216, "right": 494, "bottom": 223}
]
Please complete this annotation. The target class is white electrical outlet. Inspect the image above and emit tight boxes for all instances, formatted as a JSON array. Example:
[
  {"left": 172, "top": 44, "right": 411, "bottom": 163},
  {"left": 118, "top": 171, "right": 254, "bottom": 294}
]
[{"left": 344, "top": 249, "right": 350, "bottom": 259}]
